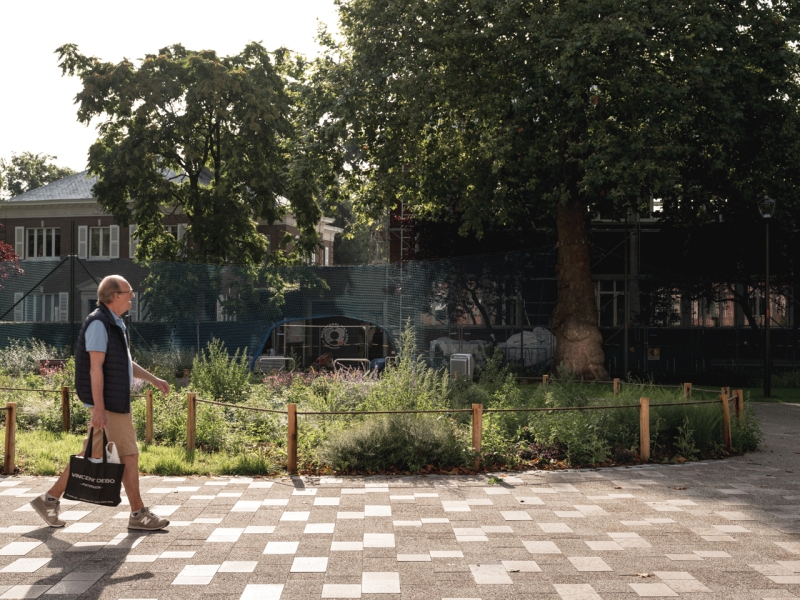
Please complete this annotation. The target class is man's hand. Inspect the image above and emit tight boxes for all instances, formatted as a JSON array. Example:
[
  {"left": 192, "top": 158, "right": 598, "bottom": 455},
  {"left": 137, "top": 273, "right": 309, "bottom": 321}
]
[
  {"left": 153, "top": 378, "right": 170, "bottom": 395},
  {"left": 90, "top": 407, "right": 109, "bottom": 430}
]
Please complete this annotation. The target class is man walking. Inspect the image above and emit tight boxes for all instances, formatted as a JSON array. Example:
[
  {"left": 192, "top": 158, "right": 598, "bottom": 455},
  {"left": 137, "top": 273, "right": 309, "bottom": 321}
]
[{"left": 31, "top": 275, "right": 171, "bottom": 530}]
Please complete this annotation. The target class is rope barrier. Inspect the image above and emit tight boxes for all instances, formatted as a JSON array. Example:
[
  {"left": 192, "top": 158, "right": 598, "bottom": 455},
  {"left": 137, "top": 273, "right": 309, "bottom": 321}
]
[
  {"left": 298, "top": 408, "right": 474, "bottom": 416},
  {"left": 194, "top": 397, "right": 288, "bottom": 414}
]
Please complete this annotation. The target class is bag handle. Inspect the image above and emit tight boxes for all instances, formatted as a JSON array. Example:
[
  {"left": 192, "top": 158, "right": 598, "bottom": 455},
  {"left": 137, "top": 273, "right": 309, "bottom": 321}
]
[{"left": 86, "top": 427, "right": 110, "bottom": 464}]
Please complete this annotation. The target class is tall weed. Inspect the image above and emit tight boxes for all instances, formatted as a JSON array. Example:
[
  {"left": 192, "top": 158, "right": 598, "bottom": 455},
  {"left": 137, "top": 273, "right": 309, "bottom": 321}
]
[{"left": 191, "top": 339, "right": 251, "bottom": 403}]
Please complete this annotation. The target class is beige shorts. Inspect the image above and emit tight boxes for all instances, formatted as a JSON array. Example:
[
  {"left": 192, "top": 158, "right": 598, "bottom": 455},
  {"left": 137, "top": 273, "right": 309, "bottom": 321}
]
[{"left": 82, "top": 408, "right": 139, "bottom": 458}]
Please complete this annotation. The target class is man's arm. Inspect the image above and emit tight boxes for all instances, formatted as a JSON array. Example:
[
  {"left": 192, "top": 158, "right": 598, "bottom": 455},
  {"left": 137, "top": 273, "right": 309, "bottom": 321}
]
[
  {"left": 132, "top": 362, "right": 170, "bottom": 395},
  {"left": 89, "top": 351, "right": 109, "bottom": 430}
]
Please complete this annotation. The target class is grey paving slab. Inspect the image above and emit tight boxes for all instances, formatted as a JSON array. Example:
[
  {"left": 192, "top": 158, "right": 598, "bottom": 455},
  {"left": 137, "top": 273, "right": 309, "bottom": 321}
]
[{"left": 1, "top": 403, "right": 799, "bottom": 598}]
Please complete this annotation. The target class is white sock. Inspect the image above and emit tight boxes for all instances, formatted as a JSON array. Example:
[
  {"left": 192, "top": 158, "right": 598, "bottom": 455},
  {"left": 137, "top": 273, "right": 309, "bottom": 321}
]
[{"left": 131, "top": 509, "right": 141, "bottom": 517}]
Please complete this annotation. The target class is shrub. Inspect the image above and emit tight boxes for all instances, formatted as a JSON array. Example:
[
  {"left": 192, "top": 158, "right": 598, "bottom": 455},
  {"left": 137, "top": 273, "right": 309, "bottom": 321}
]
[
  {"left": 0, "top": 339, "right": 65, "bottom": 376},
  {"left": 773, "top": 370, "right": 800, "bottom": 388},
  {"left": 131, "top": 346, "right": 197, "bottom": 380},
  {"left": 365, "top": 325, "right": 449, "bottom": 411},
  {"left": 318, "top": 414, "right": 469, "bottom": 473},
  {"left": 191, "top": 339, "right": 250, "bottom": 403}
]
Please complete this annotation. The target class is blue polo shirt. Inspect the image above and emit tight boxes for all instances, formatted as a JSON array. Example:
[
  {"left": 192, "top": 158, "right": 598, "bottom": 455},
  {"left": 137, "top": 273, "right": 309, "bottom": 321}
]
[{"left": 83, "top": 312, "right": 134, "bottom": 407}]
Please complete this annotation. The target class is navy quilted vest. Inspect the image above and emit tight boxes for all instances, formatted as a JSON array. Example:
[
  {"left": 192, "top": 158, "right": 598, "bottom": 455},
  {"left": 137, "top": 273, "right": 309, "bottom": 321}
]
[{"left": 75, "top": 304, "right": 131, "bottom": 414}]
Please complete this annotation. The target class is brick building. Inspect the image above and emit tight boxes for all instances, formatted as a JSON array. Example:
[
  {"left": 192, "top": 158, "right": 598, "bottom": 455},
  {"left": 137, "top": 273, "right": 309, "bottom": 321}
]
[{"left": 0, "top": 170, "right": 340, "bottom": 323}]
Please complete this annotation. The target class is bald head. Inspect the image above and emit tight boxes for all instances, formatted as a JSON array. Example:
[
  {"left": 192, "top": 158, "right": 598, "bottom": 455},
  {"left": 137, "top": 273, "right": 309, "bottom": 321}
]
[{"left": 97, "top": 275, "right": 128, "bottom": 305}]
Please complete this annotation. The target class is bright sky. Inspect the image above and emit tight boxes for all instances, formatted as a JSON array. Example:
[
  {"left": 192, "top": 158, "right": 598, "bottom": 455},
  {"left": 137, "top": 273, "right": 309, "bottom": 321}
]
[{"left": 0, "top": 0, "right": 339, "bottom": 172}]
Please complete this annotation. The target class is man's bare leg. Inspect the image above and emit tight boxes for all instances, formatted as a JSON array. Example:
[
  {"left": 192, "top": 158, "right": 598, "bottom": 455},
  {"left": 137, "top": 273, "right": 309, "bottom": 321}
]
[
  {"left": 46, "top": 452, "right": 84, "bottom": 498},
  {"left": 121, "top": 454, "right": 143, "bottom": 512}
]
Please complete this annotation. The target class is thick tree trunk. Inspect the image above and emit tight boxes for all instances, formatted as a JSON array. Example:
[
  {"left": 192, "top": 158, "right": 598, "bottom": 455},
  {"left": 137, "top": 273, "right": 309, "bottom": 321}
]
[{"left": 551, "top": 200, "right": 609, "bottom": 380}]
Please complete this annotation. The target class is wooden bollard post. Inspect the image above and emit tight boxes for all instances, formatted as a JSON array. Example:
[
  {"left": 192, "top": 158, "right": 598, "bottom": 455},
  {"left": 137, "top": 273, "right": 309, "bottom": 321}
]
[
  {"left": 4, "top": 403, "right": 16, "bottom": 475},
  {"left": 472, "top": 404, "right": 483, "bottom": 472},
  {"left": 287, "top": 403, "right": 298, "bottom": 475},
  {"left": 722, "top": 386, "right": 730, "bottom": 399},
  {"left": 720, "top": 391, "right": 732, "bottom": 452},
  {"left": 186, "top": 393, "right": 196, "bottom": 453},
  {"left": 734, "top": 389, "right": 744, "bottom": 422},
  {"left": 613, "top": 378, "right": 620, "bottom": 396},
  {"left": 61, "top": 386, "right": 70, "bottom": 433},
  {"left": 542, "top": 374, "right": 549, "bottom": 388},
  {"left": 145, "top": 390, "right": 153, "bottom": 444},
  {"left": 683, "top": 383, "right": 692, "bottom": 399},
  {"left": 639, "top": 397, "right": 650, "bottom": 462}
]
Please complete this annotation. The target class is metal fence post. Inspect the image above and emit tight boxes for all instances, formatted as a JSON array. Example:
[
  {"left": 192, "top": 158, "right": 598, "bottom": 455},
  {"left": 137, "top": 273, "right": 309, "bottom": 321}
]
[
  {"left": 639, "top": 397, "right": 650, "bottom": 462},
  {"left": 472, "top": 404, "right": 483, "bottom": 472},
  {"left": 720, "top": 391, "right": 732, "bottom": 452},
  {"left": 186, "top": 393, "right": 196, "bottom": 453},
  {"left": 288, "top": 404, "right": 298, "bottom": 475},
  {"left": 145, "top": 390, "right": 153, "bottom": 444},
  {"left": 4, "top": 403, "right": 16, "bottom": 475},
  {"left": 61, "top": 387, "right": 70, "bottom": 432}
]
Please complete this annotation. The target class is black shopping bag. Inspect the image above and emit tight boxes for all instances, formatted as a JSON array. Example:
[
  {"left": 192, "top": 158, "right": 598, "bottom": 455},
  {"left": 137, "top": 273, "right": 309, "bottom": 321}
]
[{"left": 63, "top": 428, "right": 126, "bottom": 506}]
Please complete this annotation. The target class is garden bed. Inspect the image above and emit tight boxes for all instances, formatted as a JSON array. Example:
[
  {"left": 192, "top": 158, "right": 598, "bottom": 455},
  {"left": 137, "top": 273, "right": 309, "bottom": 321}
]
[{"left": 1, "top": 334, "right": 762, "bottom": 476}]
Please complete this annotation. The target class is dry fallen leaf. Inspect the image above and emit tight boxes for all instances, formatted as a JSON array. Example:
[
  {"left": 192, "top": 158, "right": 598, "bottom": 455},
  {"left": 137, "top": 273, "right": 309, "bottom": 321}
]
[
  {"left": 673, "top": 486, "right": 687, "bottom": 490},
  {"left": 614, "top": 486, "right": 623, "bottom": 489},
  {"left": 637, "top": 573, "right": 652, "bottom": 578}
]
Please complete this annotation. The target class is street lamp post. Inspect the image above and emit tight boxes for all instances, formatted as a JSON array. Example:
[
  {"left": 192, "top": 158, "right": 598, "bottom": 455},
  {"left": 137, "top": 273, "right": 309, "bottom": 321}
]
[{"left": 759, "top": 196, "right": 776, "bottom": 398}]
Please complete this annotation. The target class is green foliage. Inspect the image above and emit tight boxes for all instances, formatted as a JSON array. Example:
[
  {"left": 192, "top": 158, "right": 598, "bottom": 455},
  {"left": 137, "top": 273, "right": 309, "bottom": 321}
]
[
  {"left": 56, "top": 42, "right": 323, "bottom": 265},
  {"left": 365, "top": 325, "right": 449, "bottom": 411},
  {"left": 673, "top": 416, "right": 700, "bottom": 460},
  {"left": 190, "top": 339, "right": 251, "bottom": 403},
  {"left": 1, "top": 329, "right": 763, "bottom": 474},
  {"left": 318, "top": 414, "right": 469, "bottom": 473},
  {"left": 731, "top": 404, "right": 763, "bottom": 454},
  {"left": 0, "top": 152, "right": 75, "bottom": 199},
  {"left": 773, "top": 370, "right": 800, "bottom": 388},
  {"left": 0, "top": 339, "right": 66, "bottom": 376},
  {"left": 131, "top": 346, "right": 198, "bottom": 379},
  {"left": 316, "top": 0, "right": 800, "bottom": 377}
]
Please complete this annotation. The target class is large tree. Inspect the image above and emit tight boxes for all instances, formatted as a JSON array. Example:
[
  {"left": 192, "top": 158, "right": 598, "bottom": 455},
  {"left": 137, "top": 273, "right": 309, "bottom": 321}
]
[
  {"left": 56, "top": 43, "right": 323, "bottom": 265},
  {"left": 315, "top": 0, "right": 800, "bottom": 378},
  {"left": 0, "top": 152, "right": 75, "bottom": 199}
]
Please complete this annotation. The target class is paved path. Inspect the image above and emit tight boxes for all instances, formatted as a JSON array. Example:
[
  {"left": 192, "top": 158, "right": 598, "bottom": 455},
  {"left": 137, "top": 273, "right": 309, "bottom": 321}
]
[{"left": 1, "top": 406, "right": 799, "bottom": 600}]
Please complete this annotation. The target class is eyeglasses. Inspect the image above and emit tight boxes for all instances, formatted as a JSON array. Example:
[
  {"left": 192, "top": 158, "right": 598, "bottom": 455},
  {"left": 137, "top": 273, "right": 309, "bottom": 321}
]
[{"left": 116, "top": 289, "right": 134, "bottom": 296}]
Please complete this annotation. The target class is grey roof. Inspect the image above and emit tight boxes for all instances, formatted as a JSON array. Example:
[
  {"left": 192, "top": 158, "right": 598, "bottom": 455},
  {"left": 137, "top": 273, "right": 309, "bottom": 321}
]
[
  {"left": 8, "top": 168, "right": 212, "bottom": 203},
  {"left": 8, "top": 170, "right": 97, "bottom": 202}
]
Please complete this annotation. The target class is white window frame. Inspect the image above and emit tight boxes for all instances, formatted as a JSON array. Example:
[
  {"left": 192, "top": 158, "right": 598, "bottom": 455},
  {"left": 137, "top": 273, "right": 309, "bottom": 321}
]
[
  {"left": 26, "top": 227, "right": 61, "bottom": 260},
  {"left": 595, "top": 280, "right": 625, "bottom": 327},
  {"left": 88, "top": 225, "right": 119, "bottom": 259},
  {"left": 11, "top": 289, "right": 67, "bottom": 322}
]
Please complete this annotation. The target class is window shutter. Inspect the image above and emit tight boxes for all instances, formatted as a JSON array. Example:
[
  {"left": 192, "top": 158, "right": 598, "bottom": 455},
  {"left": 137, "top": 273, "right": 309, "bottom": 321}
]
[
  {"left": 129, "top": 293, "right": 139, "bottom": 322},
  {"left": 78, "top": 226, "right": 88, "bottom": 258},
  {"left": 129, "top": 224, "right": 138, "bottom": 259},
  {"left": 15, "top": 227, "right": 24, "bottom": 258},
  {"left": 13, "top": 292, "right": 23, "bottom": 321},
  {"left": 109, "top": 225, "right": 119, "bottom": 258},
  {"left": 58, "top": 292, "right": 69, "bottom": 322},
  {"left": 177, "top": 223, "right": 186, "bottom": 240}
]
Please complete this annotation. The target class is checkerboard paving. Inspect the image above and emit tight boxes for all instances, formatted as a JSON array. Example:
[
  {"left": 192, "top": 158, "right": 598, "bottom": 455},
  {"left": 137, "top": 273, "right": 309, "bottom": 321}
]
[{"left": 1, "top": 460, "right": 800, "bottom": 599}]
